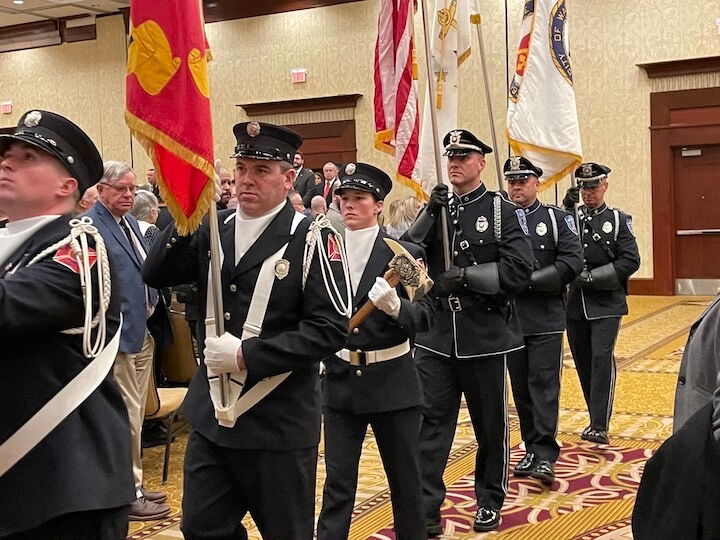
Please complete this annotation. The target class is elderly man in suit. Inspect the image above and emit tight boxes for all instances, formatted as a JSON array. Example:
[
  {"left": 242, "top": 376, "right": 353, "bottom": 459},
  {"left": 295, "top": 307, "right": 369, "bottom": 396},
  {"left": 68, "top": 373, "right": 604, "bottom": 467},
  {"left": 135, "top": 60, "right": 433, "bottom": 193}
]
[{"left": 83, "top": 161, "right": 171, "bottom": 521}]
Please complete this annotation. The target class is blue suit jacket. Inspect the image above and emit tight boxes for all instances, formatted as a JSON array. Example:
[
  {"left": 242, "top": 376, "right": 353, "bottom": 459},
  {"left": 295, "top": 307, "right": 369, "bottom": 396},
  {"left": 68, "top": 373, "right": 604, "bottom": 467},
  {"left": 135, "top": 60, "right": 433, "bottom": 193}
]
[{"left": 83, "top": 202, "right": 156, "bottom": 353}]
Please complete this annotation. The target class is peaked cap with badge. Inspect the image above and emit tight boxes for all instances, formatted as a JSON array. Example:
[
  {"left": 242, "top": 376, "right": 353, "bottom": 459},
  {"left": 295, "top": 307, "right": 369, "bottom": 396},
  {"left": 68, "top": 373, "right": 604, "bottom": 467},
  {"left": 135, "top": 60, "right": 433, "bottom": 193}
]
[
  {"left": 503, "top": 156, "right": 543, "bottom": 180},
  {"left": 574, "top": 162, "right": 611, "bottom": 188},
  {"left": 231, "top": 121, "right": 303, "bottom": 162},
  {"left": 336, "top": 162, "right": 393, "bottom": 201},
  {"left": 443, "top": 129, "right": 493, "bottom": 157},
  {"left": 0, "top": 109, "right": 103, "bottom": 196}
]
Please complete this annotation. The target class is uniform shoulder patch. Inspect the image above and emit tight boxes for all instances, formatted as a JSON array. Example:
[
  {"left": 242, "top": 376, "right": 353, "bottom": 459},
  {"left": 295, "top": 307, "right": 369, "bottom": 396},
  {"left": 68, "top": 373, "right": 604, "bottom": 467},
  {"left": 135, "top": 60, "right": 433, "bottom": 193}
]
[
  {"left": 564, "top": 214, "right": 579, "bottom": 235},
  {"left": 53, "top": 244, "right": 96, "bottom": 274},
  {"left": 626, "top": 218, "right": 635, "bottom": 237},
  {"left": 327, "top": 233, "right": 343, "bottom": 262},
  {"left": 515, "top": 208, "right": 530, "bottom": 235}
]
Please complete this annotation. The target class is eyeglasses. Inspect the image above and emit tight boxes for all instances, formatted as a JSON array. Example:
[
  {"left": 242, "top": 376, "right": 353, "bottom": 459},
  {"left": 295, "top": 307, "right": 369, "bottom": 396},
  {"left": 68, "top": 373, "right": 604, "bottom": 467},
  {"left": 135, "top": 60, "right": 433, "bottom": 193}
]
[{"left": 99, "top": 182, "right": 138, "bottom": 194}]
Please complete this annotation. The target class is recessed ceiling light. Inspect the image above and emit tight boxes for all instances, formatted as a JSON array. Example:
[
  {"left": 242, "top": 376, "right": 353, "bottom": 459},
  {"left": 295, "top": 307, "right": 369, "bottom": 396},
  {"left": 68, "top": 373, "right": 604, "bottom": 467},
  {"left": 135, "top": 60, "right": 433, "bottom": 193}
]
[{"left": 13, "top": 0, "right": 25, "bottom": 4}]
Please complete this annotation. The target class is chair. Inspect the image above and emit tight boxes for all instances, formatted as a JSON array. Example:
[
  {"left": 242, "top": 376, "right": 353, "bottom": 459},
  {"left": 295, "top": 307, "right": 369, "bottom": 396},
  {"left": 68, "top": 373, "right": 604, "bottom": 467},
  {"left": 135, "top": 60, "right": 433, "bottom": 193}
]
[
  {"left": 144, "top": 369, "right": 188, "bottom": 483},
  {"left": 159, "top": 294, "right": 199, "bottom": 384}
]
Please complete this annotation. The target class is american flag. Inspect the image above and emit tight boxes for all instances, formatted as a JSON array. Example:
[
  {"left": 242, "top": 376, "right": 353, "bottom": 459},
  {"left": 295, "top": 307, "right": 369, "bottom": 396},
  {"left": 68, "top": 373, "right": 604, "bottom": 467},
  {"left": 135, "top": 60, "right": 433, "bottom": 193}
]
[{"left": 373, "top": 0, "right": 424, "bottom": 200}]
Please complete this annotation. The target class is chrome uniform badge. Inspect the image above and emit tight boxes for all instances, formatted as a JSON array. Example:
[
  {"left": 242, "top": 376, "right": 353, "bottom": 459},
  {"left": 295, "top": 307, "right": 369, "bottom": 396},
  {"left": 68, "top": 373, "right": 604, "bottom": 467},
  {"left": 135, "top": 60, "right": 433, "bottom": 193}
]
[
  {"left": 24, "top": 111, "right": 42, "bottom": 127},
  {"left": 345, "top": 163, "right": 356, "bottom": 175},
  {"left": 246, "top": 122, "right": 261, "bottom": 137},
  {"left": 510, "top": 156, "right": 521, "bottom": 171},
  {"left": 602, "top": 221, "right": 613, "bottom": 234},
  {"left": 449, "top": 130, "right": 462, "bottom": 145},
  {"left": 515, "top": 209, "right": 530, "bottom": 235},
  {"left": 565, "top": 215, "right": 578, "bottom": 235},
  {"left": 476, "top": 216, "right": 489, "bottom": 233},
  {"left": 582, "top": 163, "right": 593, "bottom": 177},
  {"left": 274, "top": 259, "right": 290, "bottom": 280},
  {"left": 536, "top": 222, "right": 547, "bottom": 236},
  {"left": 626, "top": 218, "right": 635, "bottom": 237}
]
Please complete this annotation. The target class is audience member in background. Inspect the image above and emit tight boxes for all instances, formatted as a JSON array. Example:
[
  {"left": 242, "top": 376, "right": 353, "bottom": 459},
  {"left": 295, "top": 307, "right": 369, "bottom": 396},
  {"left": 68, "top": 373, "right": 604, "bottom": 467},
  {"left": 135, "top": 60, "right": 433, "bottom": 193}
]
[
  {"left": 289, "top": 189, "right": 311, "bottom": 217},
  {"left": 82, "top": 160, "right": 171, "bottom": 521},
  {"left": 321, "top": 162, "right": 341, "bottom": 207},
  {"left": 385, "top": 196, "right": 422, "bottom": 239},
  {"left": 74, "top": 184, "right": 99, "bottom": 215},
  {"left": 131, "top": 189, "right": 161, "bottom": 246},
  {"left": 310, "top": 194, "right": 327, "bottom": 218},
  {"left": 217, "top": 167, "right": 233, "bottom": 210},
  {"left": 293, "top": 151, "right": 316, "bottom": 207},
  {"left": 324, "top": 187, "right": 346, "bottom": 237}
]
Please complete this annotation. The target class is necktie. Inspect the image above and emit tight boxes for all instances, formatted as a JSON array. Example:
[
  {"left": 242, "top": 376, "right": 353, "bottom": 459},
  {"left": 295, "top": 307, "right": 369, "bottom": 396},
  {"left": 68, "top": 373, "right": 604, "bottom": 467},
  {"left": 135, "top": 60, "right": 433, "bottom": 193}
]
[
  {"left": 119, "top": 218, "right": 158, "bottom": 315},
  {"left": 119, "top": 218, "right": 144, "bottom": 263}
]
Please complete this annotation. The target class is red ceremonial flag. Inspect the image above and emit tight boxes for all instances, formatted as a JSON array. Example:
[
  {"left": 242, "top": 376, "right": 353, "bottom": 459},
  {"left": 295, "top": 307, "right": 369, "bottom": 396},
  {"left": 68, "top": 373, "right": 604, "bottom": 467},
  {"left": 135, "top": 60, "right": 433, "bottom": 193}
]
[
  {"left": 373, "top": 0, "right": 424, "bottom": 200},
  {"left": 125, "top": 0, "right": 215, "bottom": 235}
]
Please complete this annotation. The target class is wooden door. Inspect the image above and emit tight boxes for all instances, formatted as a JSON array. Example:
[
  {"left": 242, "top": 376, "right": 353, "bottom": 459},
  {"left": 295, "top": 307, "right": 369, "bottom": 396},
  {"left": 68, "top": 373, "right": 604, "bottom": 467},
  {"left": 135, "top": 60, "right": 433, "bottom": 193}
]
[
  {"left": 289, "top": 120, "right": 357, "bottom": 172},
  {"left": 673, "top": 144, "right": 720, "bottom": 280}
]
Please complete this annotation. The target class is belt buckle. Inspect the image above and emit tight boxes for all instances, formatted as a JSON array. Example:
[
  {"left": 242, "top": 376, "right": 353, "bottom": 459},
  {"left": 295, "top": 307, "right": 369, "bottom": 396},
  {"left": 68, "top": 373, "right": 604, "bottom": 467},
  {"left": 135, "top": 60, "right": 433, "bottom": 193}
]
[
  {"left": 448, "top": 296, "right": 462, "bottom": 312},
  {"left": 459, "top": 240, "right": 470, "bottom": 250},
  {"left": 348, "top": 350, "right": 366, "bottom": 366},
  {"left": 592, "top": 233, "right": 601, "bottom": 241}
]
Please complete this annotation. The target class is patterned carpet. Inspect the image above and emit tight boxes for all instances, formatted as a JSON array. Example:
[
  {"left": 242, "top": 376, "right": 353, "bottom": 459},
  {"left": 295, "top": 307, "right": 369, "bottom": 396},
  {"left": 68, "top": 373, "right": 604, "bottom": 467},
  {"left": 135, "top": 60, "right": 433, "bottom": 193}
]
[{"left": 129, "top": 295, "right": 710, "bottom": 539}]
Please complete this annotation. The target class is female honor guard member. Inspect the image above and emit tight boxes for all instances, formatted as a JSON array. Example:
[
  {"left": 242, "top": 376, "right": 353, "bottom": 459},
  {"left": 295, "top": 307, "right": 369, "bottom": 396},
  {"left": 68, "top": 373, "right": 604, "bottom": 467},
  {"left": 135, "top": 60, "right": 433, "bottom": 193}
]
[
  {"left": 317, "top": 163, "right": 434, "bottom": 540},
  {"left": 505, "top": 156, "right": 583, "bottom": 485},
  {"left": 564, "top": 163, "right": 640, "bottom": 445},
  {"left": 143, "top": 122, "right": 349, "bottom": 540},
  {"left": 404, "top": 130, "right": 534, "bottom": 535}
]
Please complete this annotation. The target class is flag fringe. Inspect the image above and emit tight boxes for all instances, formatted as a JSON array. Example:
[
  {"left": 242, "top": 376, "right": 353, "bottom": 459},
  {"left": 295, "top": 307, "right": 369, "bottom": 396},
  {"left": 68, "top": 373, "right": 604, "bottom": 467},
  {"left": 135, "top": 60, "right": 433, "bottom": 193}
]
[
  {"left": 395, "top": 172, "right": 429, "bottom": 201},
  {"left": 125, "top": 110, "right": 216, "bottom": 235},
  {"left": 508, "top": 135, "right": 582, "bottom": 191}
]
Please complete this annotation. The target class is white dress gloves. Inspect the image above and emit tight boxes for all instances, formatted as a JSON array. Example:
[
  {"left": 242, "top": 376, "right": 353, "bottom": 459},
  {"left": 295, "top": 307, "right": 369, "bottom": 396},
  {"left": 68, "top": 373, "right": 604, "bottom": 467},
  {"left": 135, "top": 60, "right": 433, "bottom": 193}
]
[
  {"left": 368, "top": 277, "right": 401, "bottom": 319},
  {"left": 204, "top": 332, "right": 243, "bottom": 375}
]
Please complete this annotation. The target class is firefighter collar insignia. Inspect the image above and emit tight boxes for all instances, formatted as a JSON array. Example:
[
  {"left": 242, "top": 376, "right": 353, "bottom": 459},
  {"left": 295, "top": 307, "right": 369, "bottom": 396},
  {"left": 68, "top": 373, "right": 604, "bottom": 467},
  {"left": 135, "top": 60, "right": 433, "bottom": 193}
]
[
  {"left": 246, "top": 122, "right": 261, "bottom": 137},
  {"left": 274, "top": 258, "right": 290, "bottom": 280},
  {"left": 602, "top": 221, "right": 613, "bottom": 234},
  {"left": 536, "top": 222, "right": 547, "bottom": 236},
  {"left": 476, "top": 216, "right": 489, "bottom": 233}
]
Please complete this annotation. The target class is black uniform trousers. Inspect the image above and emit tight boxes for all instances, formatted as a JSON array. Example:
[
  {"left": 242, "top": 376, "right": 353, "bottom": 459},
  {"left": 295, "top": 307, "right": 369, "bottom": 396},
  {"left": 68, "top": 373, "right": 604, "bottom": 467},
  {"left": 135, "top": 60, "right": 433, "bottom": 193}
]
[
  {"left": 566, "top": 317, "right": 621, "bottom": 432},
  {"left": 317, "top": 407, "right": 425, "bottom": 540},
  {"left": 0, "top": 506, "right": 129, "bottom": 540},
  {"left": 181, "top": 431, "right": 318, "bottom": 540},
  {"left": 415, "top": 349, "right": 509, "bottom": 518},
  {"left": 508, "top": 333, "right": 564, "bottom": 462}
]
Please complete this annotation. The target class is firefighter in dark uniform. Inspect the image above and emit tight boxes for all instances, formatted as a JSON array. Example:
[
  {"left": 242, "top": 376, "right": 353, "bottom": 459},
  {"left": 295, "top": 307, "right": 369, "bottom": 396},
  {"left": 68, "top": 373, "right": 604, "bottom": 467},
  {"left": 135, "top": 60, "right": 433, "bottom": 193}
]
[
  {"left": 563, "top": 162, "right": 640, "bottom": 444},
  {"left": 317, "top": 163, "right": 435, "bottom": 540},
  {"left": 143, "top": 122, "right": 349, "bottom": 539},
  {"left": 505, "top": 156, "right": 583, "bottom": 485},
  {"left": 0, "top": 110, "right": 133, "bottom": 538},
  {"left": 404, "top": 130, "right": 534, "bottom": 535}
]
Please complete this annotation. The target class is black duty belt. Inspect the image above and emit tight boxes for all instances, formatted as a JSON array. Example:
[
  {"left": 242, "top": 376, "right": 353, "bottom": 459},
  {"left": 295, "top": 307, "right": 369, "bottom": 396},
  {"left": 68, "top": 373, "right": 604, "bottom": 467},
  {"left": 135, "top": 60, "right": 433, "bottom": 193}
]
[{"left": 440, "top": 296, "right": 486, "bottom": 312}]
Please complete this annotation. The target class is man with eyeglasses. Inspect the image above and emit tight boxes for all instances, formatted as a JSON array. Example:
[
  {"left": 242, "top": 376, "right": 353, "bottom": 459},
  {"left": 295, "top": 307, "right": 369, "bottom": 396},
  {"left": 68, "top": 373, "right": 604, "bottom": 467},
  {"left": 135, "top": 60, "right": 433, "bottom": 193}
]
[{"left": 83, "top": 161, "right": 172, "bottom": 521}]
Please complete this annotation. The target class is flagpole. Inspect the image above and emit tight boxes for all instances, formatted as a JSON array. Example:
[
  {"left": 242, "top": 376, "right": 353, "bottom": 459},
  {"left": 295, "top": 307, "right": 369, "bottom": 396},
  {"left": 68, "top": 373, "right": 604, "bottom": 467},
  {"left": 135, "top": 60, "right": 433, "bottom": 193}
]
[
  {"left": 419, "top": 0, "right": 452, "bottom": 271},
  {"left": 210, "top": 164, "right": 229, "bottom": 407},
  {"left": 471, "top": 13, "right": 504, "bottom": 191}
]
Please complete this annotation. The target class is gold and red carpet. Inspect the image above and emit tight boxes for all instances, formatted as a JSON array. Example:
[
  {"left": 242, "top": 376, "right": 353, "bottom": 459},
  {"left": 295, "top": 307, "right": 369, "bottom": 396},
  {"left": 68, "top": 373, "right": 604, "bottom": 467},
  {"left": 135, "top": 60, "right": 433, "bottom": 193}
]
[{"left": 129, "top": 295, "right": 710, "bottom": 539}]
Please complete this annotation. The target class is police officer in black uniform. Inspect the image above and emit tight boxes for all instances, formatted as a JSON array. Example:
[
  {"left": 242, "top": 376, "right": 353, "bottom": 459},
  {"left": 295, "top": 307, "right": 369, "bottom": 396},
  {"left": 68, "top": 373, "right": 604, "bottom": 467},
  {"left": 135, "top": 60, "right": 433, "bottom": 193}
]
[
  {"left": 505, "top": 156, "right": 583, "bottom": 485},
  {"left": 564, "top": 163, "right": 640, "bottom": 444},
  {"left": 0, "top": 110, "right": 133, "bottom": 538},
  {"left": 404, "top": 130, "right": 534, "bottom": 535},
  {"left": 317, "top": 163, "right": 434, "bottom": 540},
  {"left": 143, "top": 122, "right": 348, "bottom": 539}
]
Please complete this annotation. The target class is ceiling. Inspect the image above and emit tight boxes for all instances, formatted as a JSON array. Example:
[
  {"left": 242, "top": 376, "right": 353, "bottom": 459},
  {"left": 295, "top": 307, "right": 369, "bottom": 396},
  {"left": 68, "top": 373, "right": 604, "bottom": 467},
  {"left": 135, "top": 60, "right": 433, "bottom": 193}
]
[{"left": 0, "top": 0, "right": 128, "bottom": 28}]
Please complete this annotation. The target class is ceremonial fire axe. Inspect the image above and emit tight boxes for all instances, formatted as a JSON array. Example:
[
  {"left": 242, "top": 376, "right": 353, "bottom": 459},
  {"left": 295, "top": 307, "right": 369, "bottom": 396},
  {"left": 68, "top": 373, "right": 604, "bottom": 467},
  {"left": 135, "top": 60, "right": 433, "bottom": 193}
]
[{"left": 348, "top": 238, "right": 433, "bottom": 332}]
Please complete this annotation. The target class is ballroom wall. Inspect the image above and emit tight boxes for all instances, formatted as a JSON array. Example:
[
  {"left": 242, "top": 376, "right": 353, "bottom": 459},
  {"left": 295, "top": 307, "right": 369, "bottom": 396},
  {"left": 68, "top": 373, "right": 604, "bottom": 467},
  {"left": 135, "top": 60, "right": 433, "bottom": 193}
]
[{"left": 2, "top": 1, "right": 720, "bottom": 277}]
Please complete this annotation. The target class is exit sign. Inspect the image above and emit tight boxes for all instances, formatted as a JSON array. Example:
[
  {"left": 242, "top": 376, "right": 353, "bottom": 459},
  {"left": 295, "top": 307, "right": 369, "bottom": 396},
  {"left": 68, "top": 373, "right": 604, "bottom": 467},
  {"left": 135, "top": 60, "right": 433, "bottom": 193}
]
[
  {"left": 0, "top": 102, "right": 11, "bottom": 114},
  {"left": 291, "top": 69, "right": 307, "bottom": 84}
]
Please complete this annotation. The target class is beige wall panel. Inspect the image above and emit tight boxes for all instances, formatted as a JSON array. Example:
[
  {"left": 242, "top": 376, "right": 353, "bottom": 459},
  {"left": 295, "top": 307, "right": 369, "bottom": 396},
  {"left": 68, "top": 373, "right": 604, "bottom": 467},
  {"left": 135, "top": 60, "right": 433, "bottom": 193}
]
[{"left": 3, "top": 1, "right": 720, "bottom": 276}]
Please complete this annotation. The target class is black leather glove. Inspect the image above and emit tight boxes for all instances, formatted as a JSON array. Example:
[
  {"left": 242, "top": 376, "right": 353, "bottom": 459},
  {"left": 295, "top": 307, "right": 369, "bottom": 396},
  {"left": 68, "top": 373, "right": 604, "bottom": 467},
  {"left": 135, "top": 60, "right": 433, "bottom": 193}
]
[
  {"left": 434, "top": 266, "right": 465, "bottom": 297},
  {"left": 563, "top": 186, "right": 580, "bottom": 210},
  {"left": 427, "top": 184, "right": 449, "bottom": 215},
  {"left": 575, "top": 268, "right": 592, "bottom": 288}
]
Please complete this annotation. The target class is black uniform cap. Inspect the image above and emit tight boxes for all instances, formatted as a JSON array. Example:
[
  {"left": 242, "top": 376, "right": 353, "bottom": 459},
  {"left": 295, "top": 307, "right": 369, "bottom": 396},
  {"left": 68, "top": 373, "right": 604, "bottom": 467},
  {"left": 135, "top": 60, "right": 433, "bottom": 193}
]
[
  {"left": 231, "top": 121, "right": 302, "bottom": 163},
  {"left": 575, "top": 162, "right": 611, "bottom": 187},
  {"left": 336, "top": 162, "right": 393, "bottom": 201},
  {"left": 443, "top": 129, "right": 493, "bottom": 157},
  {"left": 0, "top": 110, "right": 103, "bottom": 196},
  {"left": 503, "top": 156, "right": 543, "bottom": 180}
]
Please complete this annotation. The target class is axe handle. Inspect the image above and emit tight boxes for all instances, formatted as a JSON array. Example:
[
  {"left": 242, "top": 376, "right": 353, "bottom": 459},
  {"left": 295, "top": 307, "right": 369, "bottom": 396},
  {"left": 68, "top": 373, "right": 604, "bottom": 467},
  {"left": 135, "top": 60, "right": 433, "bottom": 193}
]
[{"left": 348, "top": 269, "right": 401, "bottom": 333}]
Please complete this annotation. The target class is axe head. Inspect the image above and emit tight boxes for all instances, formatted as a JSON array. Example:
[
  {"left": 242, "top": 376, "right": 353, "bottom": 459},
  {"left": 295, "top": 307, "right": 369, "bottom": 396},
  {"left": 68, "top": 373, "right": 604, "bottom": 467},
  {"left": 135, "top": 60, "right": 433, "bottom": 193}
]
[{"left": 384, "top": 238, "right": 434, "bottom": 302}]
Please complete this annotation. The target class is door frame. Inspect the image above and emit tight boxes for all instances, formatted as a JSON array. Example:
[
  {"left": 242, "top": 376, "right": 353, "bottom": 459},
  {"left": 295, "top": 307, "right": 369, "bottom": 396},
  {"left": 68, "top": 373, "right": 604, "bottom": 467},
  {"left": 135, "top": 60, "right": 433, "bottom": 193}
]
[{"left": 638, "top": 87, "right": 720, "bottom": 295}]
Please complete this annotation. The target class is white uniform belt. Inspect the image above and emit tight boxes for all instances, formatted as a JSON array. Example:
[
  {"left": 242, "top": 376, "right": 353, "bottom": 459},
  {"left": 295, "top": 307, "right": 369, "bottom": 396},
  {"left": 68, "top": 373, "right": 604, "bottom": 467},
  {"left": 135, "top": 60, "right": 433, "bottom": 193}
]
[{"left": 338, "top": 340, "right": 411, "bottom": 366}]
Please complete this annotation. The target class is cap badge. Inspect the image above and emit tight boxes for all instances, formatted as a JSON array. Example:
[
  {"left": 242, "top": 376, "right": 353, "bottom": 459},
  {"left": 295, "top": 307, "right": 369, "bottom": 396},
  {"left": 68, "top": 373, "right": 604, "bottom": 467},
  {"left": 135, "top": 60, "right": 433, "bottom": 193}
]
[
  {"left": 345, "top": 163, "right": 356, "bottom": 175},
  {"left": 246, "top": 122, "right": 261, "bottom": 138},
  {"left": 274, "top": 259, "right": 290, "bottom": 280},
  {"left": 449, "top": 130, "right": 462, "bottom": 145},
  {"left": 536, "top": 222, "right": 547, "bottom": 236},
  {"left": 24, "top": 111, "right": 42, "bottom": 128},
  {"left": 476, "top": 216, "right": 488, "bottom": 233},
  {"left": 510, "top": 156, "right": 521, "bottom": 171},
  {"left": 582, "top": 163, "right": 593, "bottom": 177}
]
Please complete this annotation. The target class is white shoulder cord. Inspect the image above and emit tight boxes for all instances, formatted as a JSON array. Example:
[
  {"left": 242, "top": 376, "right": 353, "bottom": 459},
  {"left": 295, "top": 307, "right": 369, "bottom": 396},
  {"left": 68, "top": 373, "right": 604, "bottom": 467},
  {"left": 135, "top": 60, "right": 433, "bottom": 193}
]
[
  {"left": 26, "top": 217, "right": 111, "bottom": 358},
  {"left": 303, "top": 214, "right": 352, "bottom": 318}
]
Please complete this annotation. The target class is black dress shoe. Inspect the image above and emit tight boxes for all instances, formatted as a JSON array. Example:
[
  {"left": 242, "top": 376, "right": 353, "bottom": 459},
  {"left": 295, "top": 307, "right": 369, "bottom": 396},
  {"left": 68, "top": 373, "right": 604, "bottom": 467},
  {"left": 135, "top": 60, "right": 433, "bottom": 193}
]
[
  {"left": 530, "top": 460, "right": 555, "bottom": 485},
  {"left": 473, "top": 506, "right": 500, "bottom": 532},
  {"left": 513, "top": 452, "right": 536, "bottom": 477},
  {"left": 585, "top": 429, "right": 609, "bottom": 444},
  {"left": 580, "top": 426, "right": 592, "bottom": 440},
  {"left": 426, "top": 519, "right": 442, "bottom": 538}
]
